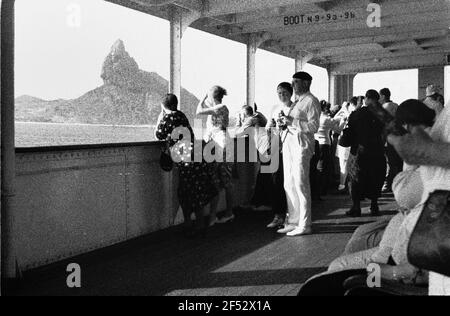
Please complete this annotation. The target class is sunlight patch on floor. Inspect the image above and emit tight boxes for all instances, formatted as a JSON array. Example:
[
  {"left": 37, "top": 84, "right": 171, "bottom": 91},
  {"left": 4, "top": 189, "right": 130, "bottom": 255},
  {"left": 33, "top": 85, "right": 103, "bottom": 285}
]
[{"left": 165, "top": 284, "right": 301, "bottom": 296}]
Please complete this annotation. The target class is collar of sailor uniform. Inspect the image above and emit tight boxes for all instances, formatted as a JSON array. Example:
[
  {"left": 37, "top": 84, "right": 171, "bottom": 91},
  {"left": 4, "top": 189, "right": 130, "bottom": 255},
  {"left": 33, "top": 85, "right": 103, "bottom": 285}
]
[{"left": 295, "top": 91, "right": 310, "bottom": 103}]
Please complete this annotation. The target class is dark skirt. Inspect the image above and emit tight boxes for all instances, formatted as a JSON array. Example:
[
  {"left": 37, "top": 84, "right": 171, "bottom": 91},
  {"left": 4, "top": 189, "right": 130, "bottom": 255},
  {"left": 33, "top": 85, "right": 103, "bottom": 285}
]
[
  {"left": 251, "top": 153, "right": 287, "bottom": 215},
  {"left": 211, "top": 162, "right": 234, "bottom": 190},
  {"left": 177, "top": 162, "right": 218, "bottom": 212},
  {"left": 347, "top": 149, "right": 386, "bottom": 200},
  {"left": 251, "top": 167, "right": 273, "bottom": 207}
]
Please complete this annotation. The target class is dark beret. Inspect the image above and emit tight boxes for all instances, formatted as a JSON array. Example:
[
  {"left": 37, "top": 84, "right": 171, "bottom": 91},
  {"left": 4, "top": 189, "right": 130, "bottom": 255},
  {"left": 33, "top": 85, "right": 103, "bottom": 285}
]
[{"left": 293, "top": 71, "right": 313, "bottom": 81}]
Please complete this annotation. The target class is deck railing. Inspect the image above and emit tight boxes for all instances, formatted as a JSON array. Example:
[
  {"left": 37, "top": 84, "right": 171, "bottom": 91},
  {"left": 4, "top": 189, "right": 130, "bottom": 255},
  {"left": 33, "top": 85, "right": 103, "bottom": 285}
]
[{"left": 12, "top": 141, "right": 256, "bottom": 271}]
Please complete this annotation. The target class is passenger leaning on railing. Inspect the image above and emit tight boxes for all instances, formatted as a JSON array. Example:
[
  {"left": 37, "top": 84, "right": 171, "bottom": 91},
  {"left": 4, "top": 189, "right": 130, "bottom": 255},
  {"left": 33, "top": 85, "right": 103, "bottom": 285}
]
[{"left": 155, "top": 94, "right": 218, "bottom": 238}]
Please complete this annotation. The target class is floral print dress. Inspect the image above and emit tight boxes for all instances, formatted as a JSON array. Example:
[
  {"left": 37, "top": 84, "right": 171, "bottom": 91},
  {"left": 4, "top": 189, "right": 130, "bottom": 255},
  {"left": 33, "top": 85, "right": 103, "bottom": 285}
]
[{"left": 156, "top": 110, "right": 218, "bottom": 212}]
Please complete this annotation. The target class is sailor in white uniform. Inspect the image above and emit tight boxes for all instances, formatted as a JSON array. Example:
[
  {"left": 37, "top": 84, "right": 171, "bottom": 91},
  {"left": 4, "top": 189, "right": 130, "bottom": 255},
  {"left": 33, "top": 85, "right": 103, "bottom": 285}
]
[{"left": 277, "top": 72, "right": 321, "bottom": 236}]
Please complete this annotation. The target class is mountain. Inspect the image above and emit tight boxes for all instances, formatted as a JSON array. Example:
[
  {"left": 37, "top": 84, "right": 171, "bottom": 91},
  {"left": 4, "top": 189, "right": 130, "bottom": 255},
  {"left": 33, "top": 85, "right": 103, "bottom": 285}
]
[{"left": 15, "top": 39, "right": 200, "bottom": 126}]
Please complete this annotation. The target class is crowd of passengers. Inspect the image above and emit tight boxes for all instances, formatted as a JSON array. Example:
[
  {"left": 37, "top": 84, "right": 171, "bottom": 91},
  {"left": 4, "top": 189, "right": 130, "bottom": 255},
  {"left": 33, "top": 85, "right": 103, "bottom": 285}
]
[{"left": 155, "top": 71, "right": 450, "bottom": 296}]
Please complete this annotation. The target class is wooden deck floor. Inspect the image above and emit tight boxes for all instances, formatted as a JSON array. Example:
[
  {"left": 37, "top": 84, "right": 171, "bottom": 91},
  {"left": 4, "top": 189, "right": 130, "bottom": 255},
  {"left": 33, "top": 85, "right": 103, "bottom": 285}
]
[{"left": 7, "top": 193, "right": 397, "bottom": 296}]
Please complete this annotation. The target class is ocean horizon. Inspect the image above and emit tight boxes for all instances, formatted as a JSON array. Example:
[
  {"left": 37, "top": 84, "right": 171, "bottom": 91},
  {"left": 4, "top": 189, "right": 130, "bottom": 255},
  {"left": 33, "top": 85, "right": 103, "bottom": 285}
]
[{"left": 15, "top": 121, "right": 157, "bottom": 148}]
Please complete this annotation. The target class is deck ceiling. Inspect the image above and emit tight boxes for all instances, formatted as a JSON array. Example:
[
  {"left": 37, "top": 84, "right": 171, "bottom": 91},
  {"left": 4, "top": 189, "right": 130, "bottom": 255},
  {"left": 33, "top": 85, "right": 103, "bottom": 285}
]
[{"left": 107, "top": 0, "right": 450, "bottom": 74}]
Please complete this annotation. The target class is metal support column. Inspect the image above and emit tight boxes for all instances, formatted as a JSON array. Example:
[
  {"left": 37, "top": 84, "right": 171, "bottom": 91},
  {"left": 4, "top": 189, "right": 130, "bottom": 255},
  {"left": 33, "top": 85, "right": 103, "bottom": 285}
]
[
  {"left": 1, "top": 0, "right": 17, "bottom": 286},
  {"left": 169, "top": 5, "right": 182, "bottom": 103}
]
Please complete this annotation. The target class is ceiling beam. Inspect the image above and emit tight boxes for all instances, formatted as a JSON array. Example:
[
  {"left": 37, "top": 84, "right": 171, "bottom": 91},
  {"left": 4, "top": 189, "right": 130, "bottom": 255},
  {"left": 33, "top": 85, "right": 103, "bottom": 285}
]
[
  {"left": 329, "top": 51, "right": 448, "bottom": 74},
  {"left": 314, "top": 38, "right": 450, "bottom": 61},
  {"left": 415, "top": 37, "right": 450, "bottom": 48},
  {"left": 200, "top": 0, "right": 446, "bottom": 29},
  {"left": 226, "top": 7, "right": 449, "bottom": 35},
  {"left": 275, "top": 19, "right": 449, "bottom": 46},
  {"left": 198, "top": 0, "right": 433, "bottom": 28},
  {"left": 133, "top": 0, "right": 176, "bottom": 6},
  {"left": 237, "top": 23, "right": 449, "bottom": 62},
  {"left": 269, "top": 28, "right": 449, "bottom": 52},
  {"left": 315, "top": 0, "right": 337, "bottom": 11},
  {"left": 202, "top": 0, "right": 333, "bottom": 17},
  {"left": 322, "top": 46, "right": 450, "bottom": 64},
  {"left": 134, "top": 0, "right": 204, "bottom": 11}
]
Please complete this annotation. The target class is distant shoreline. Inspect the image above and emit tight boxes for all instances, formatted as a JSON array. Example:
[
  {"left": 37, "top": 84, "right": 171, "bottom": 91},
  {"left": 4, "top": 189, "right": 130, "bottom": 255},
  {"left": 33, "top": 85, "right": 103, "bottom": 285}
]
[{"left": 15, "top": 121, "right": 155, "bottom": 128}]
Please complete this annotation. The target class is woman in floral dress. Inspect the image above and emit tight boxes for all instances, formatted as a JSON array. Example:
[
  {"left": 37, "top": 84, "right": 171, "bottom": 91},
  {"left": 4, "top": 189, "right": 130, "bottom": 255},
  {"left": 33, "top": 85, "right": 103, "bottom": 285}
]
[{"left": 155, "top": 94, "right": 218, "bottom": 236}]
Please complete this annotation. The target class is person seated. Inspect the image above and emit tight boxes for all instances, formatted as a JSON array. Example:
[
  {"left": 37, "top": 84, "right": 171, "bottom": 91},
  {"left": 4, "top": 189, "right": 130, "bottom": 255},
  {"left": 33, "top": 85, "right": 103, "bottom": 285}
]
[
  {"left": 389, "top": 101, "right": 450, "bottom": 295},
  {"left": 299, "top": 100, "right": 445, "bottom": 296},
  {"left": 341, "top": 99, "right": 436, "bottom": 256},
  {"left": 328, "top": 167, "right": 425, "bottom": 274},
  {"left": 299, "top": 158, "right": 429, "bottom": 296}
]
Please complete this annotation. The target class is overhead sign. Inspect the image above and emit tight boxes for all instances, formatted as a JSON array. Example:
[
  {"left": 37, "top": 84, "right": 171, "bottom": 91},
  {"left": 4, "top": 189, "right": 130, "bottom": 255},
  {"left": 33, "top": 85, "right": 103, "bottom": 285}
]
[
  {"left": 283, "top": 11, "right": 357, "bottom": 26},
  {"left": 282, "top": 4, "right": 382, "bottom": 28}
]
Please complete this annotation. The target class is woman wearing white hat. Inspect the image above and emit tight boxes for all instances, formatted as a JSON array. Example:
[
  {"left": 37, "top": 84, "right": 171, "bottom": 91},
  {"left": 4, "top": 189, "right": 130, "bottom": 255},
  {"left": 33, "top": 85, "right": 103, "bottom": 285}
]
[{"left": 423, "top": 84, "right": 444, "bottom": 117}]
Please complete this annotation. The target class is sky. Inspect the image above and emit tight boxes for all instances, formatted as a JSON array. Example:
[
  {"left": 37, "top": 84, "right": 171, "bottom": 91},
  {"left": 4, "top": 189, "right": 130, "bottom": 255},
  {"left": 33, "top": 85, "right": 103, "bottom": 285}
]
[
  {"left": 15, "top": 0, "right": 446, "bottom": 120},
  {"left": 354, "top": 69, "right": 419, "bottom": 103}
]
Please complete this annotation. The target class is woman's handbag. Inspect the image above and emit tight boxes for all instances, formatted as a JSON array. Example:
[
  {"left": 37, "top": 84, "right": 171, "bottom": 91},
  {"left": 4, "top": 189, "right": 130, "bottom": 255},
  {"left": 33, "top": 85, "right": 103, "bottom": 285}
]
[
  {"left": 160, "top": 142, "right": 173, "bottom": 172},
  {"left": 408, "top": 190, "right": 450, "bottom": 277}
]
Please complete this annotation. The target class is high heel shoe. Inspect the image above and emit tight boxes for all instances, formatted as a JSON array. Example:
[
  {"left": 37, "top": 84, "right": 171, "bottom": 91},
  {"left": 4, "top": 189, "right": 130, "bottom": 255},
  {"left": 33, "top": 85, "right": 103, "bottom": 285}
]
[{"left": 217, "top": 214, "right": 235, "bottom": 224}]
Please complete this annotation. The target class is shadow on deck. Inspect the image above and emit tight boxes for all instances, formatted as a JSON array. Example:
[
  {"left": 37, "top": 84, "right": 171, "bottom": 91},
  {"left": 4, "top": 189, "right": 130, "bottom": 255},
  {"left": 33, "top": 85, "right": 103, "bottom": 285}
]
[{"left": 6, "top": 192, "right": 397, "bottom": 296}]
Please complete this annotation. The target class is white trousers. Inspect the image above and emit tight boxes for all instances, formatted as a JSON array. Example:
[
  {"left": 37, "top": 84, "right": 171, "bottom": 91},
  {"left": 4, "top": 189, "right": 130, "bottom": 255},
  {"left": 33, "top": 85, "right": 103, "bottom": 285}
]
[
  {"left": 282, "top": 132, "right": 313, "bottom": 229},
  {"left": 337, "top": 145, "right": 351, "bottom": 186}
]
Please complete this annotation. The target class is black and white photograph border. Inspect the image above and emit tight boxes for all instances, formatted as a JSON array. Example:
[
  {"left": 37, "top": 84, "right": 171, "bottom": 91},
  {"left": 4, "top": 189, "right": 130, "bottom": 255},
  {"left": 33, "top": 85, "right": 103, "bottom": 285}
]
[{"left": 1, "top": 0, "right": 450, "bottom": 300}]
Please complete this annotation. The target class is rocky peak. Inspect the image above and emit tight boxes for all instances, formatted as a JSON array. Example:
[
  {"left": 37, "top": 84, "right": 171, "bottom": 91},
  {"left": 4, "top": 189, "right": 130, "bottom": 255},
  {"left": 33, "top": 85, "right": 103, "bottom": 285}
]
[
  {"left": 111, "top": 39, "right": 126, "bottom": 55},
  {"left": 100, "top": 39, "right": 143, "bottom": 91}
]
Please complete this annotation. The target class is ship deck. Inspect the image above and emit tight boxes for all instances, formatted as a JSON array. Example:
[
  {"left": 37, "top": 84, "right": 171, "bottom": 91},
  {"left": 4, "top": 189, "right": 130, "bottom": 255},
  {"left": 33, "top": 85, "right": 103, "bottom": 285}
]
[{"left": 9, "top": 192, "right": 397, "bottom": 296}]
